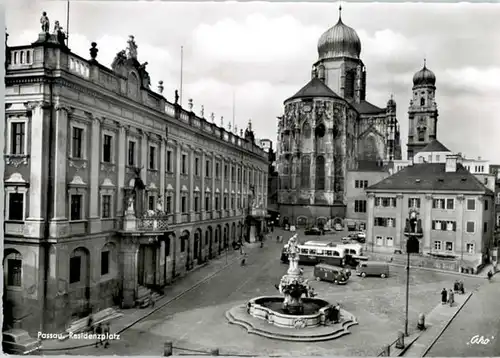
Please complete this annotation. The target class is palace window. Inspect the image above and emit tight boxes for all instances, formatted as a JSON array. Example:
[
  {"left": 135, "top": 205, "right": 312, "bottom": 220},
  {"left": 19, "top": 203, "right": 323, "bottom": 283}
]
[
  {"left": 195, "top": 157, "right": 200, "bottom": 176},
  {"left": 466, "top": 243, "right": 475, "bottom": 254},
  {"left": 466, "top": 221, "right": 475, "bottom": 233},
  {"left": 434, "top": 241, "right": 442, "bottom": 250},
  {"left": 354, "top": 180, "right": 369, "bottom": 189},
  {"left": 467, "top": 199, "right": 476, "bottom": 211},
  {"left": 181, "top": 154, "right": 187, "bottom": 174},
  {"left": 194, "top": 196, "right": 199, "bottom": 212},
  {"left": 215, "top": 195, "right": 220, "bottom": 210},
  {"left": 237, "top": 168, "right": 241, "bottom": 182},
  {"left": 446, "top": 199, "right": 454, "bottom": 210},
  {"left": 223, "top": 196, "right": 228, "bottom": 210},
  {"left": 102, "top": 134, "right": 113, "bottom": 163},
  {"left": 224, "top": 164, "right": 228, "bottom": 179},
  {"left": 69, "top": 256, "right": 81, "bottom": 284},
  {"left": 148, "top": 195, "right": 155, "bottom": 211},
  {"left": 231, "top": 167, "right": 236, "bottom": 182},
  {"left": 70, "top": 194, "right": 83, "bottom": 221},
  {"left": 148, "top": 145, "right": 157, "bottom": 170},
  {"left": 205, "top": 195, "right": 211, "bottom": 211},
  {"left": 7, "top": 257, "right": 22, "bottom": 287},
  {"left": 432, "top": 199, "right": 445, "bottom": 209},
  {"left": 205, "top": 160, "right": 211, "bottom": 177},
  {"left": 354, "top": 200, "right": 367, "bottom": 213},
  {"left": 7, "top": 192, "right": 24, "bottom": 221},
  {"left": 376, "top": 236, "right": 383, "bottom": 246},
  {"left": 445, "top": 242, "right": 453, "bottom": 252},
  {"left": 432, "top": 220, "right": 456, "bottom": 231},
  {"left": 72, "top": 126, "right": 84, "bottom": 159},
  {"left": 216, "top": 163, "right": 220, "bottom": 178},
  {"left": 101, "top": 251, "right": 109, "bottom": 276},
  {"left": 128, "top": 140, "right": 136, "bottom": 166},
  {"left": 101, "top": 194, "right": 112, "bottom": 219},
  {"left": 166, "top": 195, "right": 172, "bottom": 213},
  {"left": 375, "top": 197, "right": 396, "bottom": 207},
  {"left": 374, "top": 217, "right": 396, "bottom": 228},
  {"left": 166, "top": 150, "right": 173, "bottom": 172},
  {"left": 181, "top": 196, "right": 187, "bottom": 213},
  {"left": 408, "top": 198, "right": 421, "bottom": 208},
  {"left": 10, "top": 122, "right": 26, "bottom": 155},
  {"left": 386, "top": 237, "right": 394, "bottom": 247}
]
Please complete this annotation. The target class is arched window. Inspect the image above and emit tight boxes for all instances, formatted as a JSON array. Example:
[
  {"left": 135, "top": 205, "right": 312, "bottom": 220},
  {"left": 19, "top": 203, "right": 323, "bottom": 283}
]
[
  {"left": 315, "top": 123, "right": 325, "bottom": 138},
  {"left": 345, "top": 69, "right": 355, "bottom": 98},
  {"left": 362, "top": 135, "right": 378, "bottom": 161},
  {"left": 303, "top": 122, "right": 311, "bottom": 139},
  {"left": 420, "top": 97, "right": 425, "bottom": 106},
  {"left": 301, "top": 155, "right": 311, "bottom": 189},
  {"left": 315, "top": 156, "right": 325, "bottom": 190}
]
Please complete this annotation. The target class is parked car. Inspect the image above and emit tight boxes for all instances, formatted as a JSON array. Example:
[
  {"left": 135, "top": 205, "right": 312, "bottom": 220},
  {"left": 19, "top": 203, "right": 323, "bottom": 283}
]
[
  {"left": 341, "top": 237, "right": 353, "bottom": 244},
  {"left": 348, "top": 232, "right": 366, "bottom": 243},
  {"left": 314, "top": 263, "right": 350, "bottom": 284},
  {"left": 356, "top": 261, "right": 390, "bottom": 278},
  {"left": 334, "top": 223, "right": 343, "bottom": 231},
  {"left": 2, "top": 329, "right": 42, "bottom": 355},
  {"left": 304, "top": 227, "right": 323, "bottom": 236}
]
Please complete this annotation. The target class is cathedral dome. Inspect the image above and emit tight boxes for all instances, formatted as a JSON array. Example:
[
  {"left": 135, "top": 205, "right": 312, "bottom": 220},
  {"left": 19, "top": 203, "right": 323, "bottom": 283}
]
[
  {"left": 413, "top": 61, "right": 436, "bottom": 87},
  {"left": 317, "top": 11, "right": 361, "bottom": 60}
]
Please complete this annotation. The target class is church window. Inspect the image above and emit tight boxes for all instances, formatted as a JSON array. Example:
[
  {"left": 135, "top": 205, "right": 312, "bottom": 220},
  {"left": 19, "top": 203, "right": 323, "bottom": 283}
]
[
  {"left": 315, "top": 123, "right": 325, "bottom": 138},
  {"left": 301, "top": 156, "right": 311, "bottom": 189},
  {"left": 315, "top": 156, "right": 325, "bottom": 190},
  {"left": 345, "top": 69, "right": 355, "bottom": 98},
  {"left": 418, "top": 127, "right": 425, "bottom": 142},
  {"left": 420, "top": 97, "right": 425, "bottom": 106},
  {"left": 303, "top": 122, "right": 311, "bottom": 139}
]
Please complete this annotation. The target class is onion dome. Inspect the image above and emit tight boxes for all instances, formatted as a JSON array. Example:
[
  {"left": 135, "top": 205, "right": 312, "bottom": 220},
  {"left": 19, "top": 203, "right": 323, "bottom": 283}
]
[
  {"left": 387, "top": 94, "right": 396, "bottom": 108},
  {"left": 412, "top": 60, "right": 436, "bottom": 87},
  {"left": 317, "top": 7, "right": 361, "bottom": 60}
]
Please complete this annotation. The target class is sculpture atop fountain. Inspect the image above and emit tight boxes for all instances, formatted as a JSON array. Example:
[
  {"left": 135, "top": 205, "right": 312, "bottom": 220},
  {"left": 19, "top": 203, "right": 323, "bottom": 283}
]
[{"left": 278, "top": 234, "right": 311, "bottom": 314}]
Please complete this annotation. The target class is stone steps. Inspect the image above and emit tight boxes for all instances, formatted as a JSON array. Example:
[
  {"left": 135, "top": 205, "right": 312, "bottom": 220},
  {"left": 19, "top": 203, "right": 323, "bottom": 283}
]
[
  {"left": 59, "top": 308, "right": 123, "bottom": 341},
  {"left": 136, "top": 286, "right": 163, "bottom": 308}
]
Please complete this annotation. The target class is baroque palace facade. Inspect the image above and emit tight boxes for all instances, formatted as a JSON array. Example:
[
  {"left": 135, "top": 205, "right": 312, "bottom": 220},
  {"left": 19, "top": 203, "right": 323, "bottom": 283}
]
[
  {"left": 277, "top": 8, "right": 402, "bottom": 226},
  {"left": 4, "top": 24, "right": 268, "bottom": 334}
]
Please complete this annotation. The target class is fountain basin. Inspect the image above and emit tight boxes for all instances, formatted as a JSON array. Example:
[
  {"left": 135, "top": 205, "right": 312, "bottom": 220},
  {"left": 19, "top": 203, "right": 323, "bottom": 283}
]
[{"left": 249, "top": 296, "right": 330, "bottom": 329}]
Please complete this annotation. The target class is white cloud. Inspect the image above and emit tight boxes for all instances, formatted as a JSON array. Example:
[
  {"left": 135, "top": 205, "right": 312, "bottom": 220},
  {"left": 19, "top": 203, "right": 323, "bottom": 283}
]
[
  {"left": 191, "top": 14, "right": 322, "bottom": 63},
  {"left": 443, "top": 67, "right": 500, "bottom": 94}
]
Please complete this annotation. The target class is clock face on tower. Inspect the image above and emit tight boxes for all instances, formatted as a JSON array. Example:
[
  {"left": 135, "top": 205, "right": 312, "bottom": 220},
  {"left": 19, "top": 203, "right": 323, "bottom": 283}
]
[{"left": 303, "top": 104, "right": 312, "bottom": 113}]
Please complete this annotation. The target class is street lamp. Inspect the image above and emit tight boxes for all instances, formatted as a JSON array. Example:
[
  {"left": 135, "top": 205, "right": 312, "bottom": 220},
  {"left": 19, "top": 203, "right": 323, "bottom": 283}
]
[{"left": 403, "top": 209, "right": 423, "bottom": 337}]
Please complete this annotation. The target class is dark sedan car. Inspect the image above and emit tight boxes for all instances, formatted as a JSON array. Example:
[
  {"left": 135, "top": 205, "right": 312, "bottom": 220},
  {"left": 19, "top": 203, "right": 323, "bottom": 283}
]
[
  {"left": 304, "top": 227, "right": 323, "bottom": 235},
  {"left": 2, "top": 329, "right": 42, "bottom": 355}
]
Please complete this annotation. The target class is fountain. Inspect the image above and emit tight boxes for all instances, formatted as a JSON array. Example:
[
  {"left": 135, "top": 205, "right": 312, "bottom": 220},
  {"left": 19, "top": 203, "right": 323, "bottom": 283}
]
[{"left": 226, "top": 234, "right": 358, "bottom": 342}]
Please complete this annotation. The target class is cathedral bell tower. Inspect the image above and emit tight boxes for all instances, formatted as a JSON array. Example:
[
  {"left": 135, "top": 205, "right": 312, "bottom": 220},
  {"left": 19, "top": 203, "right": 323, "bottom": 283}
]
[{"left": 407, "top": 60, "right": 438, "bottom": 159}]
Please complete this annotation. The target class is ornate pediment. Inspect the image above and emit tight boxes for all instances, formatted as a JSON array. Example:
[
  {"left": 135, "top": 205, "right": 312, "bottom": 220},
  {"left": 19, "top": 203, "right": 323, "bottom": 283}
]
[{"left": 111, "top": 35, "right": 151, "bottom": 90}]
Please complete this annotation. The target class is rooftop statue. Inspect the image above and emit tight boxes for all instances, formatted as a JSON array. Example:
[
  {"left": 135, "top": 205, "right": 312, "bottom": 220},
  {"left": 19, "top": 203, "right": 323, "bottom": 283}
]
[
  {"left": 126, "top": 35, "right": 138, "bottom": 60},
  {"left": 40, "top": 12, "right": 50, "bottom": 33}
]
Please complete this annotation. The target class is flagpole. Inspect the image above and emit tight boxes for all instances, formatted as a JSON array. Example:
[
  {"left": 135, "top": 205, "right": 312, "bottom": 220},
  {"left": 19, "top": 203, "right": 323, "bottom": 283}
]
[
  {"left": 232, "top": 89, "right": 236, "bottom": 129},
  {"left": 66, "top": 0, "right": 70, "bottom": 47},
  {"left": 180, "top": 46, "right": 184, "bottom": 107}
]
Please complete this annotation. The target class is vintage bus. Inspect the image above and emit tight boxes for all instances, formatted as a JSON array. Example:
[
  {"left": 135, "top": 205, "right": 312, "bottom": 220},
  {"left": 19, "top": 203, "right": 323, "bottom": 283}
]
[
  {"left": 280, "top": 241, "right": 349, "bottom": 267},
  {"left": 338, "top": 243, "right": 369, "bottom": 266}
]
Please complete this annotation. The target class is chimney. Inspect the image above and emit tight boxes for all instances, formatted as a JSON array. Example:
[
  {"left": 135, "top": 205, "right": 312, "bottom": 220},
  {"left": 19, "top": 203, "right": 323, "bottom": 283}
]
[{"left": 445, "top": 154, "right": 460, "bottom": 173}]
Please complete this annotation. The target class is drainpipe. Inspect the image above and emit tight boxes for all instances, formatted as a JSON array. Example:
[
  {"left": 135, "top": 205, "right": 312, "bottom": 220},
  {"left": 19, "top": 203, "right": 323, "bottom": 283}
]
[{"left": 42, "top": 76, "right": 55, "bottom": 330}]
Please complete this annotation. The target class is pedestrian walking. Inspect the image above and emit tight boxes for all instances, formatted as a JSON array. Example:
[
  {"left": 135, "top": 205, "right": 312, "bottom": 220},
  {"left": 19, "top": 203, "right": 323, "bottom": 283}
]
[
  {"left": 459, "top": 281, "right": 465, "bottom": 294},
  {"left": 441, "top": 288, "right": 448, "bottom": 305},
  {"left": 488, "top": 270, "right": 493, "bottom": 280},
  {"left": 333, "top": 303, "right": 341, "bottom": 323},
  {"left": 448, "top": 289, "right": 455, "bottom": 307},
  {"left": 150, "top": 291, "right": 155, "bottom": 308},
  {"left": 87, "top": 314, "right": 94, "bottom": 333},
  {"left": 95, "top": 323, "right": 103, "bottom": 347},
  {"left": 103, "top": 323, "right": 110, "bottom": 348},
  {"left": 453, "top": 280, "right": 459, "bottom": 293}
]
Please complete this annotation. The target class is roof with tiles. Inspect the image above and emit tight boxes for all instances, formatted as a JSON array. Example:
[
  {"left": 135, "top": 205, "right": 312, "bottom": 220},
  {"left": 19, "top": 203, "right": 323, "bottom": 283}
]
[
  {"left": 419, "top": 139, "right": 451, "bottom": 153},
  {"left": 367, "top": 162, "right": 493, "bottom": 194}
]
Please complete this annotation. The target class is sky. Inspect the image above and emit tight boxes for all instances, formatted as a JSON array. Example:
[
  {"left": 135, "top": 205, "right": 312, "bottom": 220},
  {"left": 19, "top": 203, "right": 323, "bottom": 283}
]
[{"left": 5, "top": 1, "right": 500, "bottom": 163}]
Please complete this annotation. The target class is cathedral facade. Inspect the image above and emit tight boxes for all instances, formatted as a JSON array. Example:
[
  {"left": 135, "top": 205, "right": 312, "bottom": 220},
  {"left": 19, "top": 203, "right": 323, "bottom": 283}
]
[{"left": 277, "top": 9, "right": 402, "bottom": 226}]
